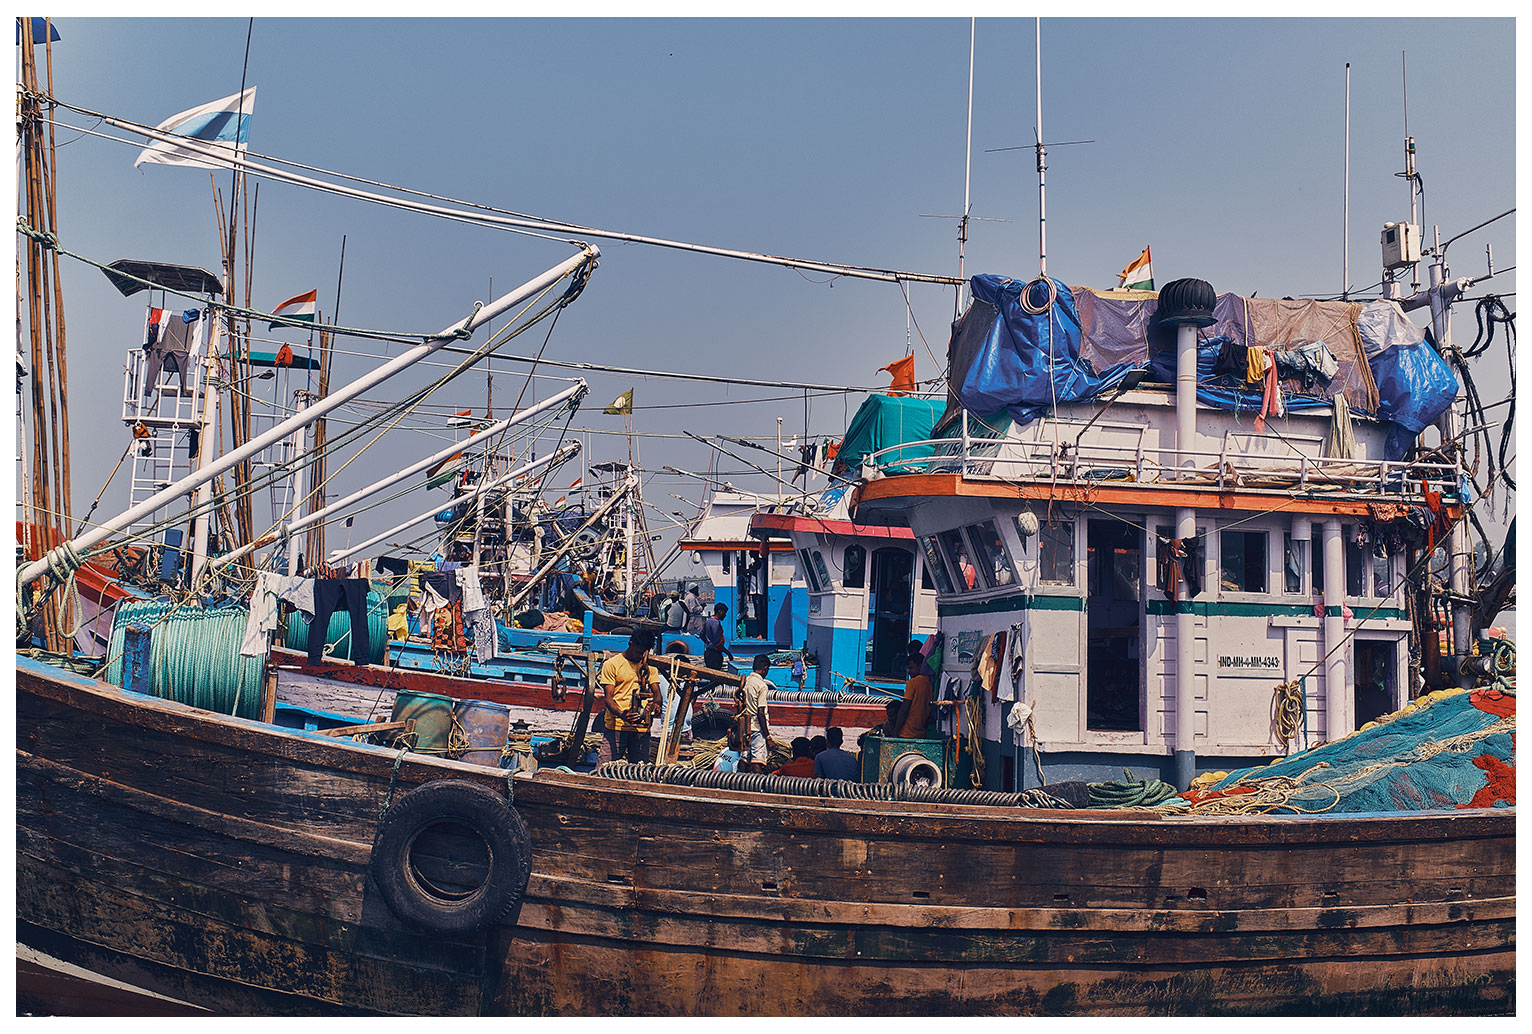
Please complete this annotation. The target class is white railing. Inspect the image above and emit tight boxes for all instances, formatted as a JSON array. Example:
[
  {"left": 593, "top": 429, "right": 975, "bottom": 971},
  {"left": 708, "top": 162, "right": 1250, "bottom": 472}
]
[{"left": 866, "top": 428, "right": 1460, "bottom": 500}]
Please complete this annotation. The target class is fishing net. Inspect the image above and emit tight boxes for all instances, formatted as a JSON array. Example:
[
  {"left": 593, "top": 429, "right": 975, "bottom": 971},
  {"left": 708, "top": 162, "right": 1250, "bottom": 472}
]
[{"left": 1183, "top": 686, "right": 1515, "bottom": 815}]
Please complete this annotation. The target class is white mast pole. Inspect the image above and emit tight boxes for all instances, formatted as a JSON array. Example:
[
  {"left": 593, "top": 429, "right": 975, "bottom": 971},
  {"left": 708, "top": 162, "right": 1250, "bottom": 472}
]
[
  {"left": 187, "top": 302, "right": 225, "bottom": 585},
  {"left": 20, "top": 247, "right": 598, "bottom": 589},
  {"left": 208, "top": 380, "right": 588, "bottom": 573}
]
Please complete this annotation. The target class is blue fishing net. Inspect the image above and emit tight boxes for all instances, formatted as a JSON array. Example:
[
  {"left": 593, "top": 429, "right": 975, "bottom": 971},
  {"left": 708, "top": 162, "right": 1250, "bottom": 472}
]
[{"left": 1197, "top": 688, "right": 1515, "bottom": 813}]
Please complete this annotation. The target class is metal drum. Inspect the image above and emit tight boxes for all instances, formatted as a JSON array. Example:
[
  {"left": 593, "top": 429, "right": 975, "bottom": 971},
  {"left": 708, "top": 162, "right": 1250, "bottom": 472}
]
[
  {"left": 453, "top": 698, "right": 511, "bottom": 763},
  {"left": 391, "top": 690, "right": 454, "bottom": 754}
]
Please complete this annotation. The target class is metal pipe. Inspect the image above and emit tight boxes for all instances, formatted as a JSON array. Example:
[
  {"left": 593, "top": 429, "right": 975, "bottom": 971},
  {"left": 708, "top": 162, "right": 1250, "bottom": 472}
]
[
  {"left": 1172, "top": 506, "right": 1197, "bottom": 790},
  {"left": 1426, "top": 252, "right": 1475, "bottom": 685},
  {"left": 325, "top": 441, "right": 580, "bottom": 565},
  {"left": 1323, "top": 519, "right": 1348, "bottom": 738},
  {"left": 1175, "top": 323, "right": 1198, "bottom": 473},
  {"left": 20, "top": 247, "right": 597, "bottom": 588}
]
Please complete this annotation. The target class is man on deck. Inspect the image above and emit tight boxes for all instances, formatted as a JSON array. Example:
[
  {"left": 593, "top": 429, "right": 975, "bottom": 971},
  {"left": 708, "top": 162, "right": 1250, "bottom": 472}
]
[
  {"left": 891, "top": 654, "right": 933, "bottom": 739},
  {"left": 599, "top": 629, "right": 660, "bottom": 763},
  {"left": 701, "top": 603, "right": 734, "bottom": 681},
  {"left": 738, "top": 653, "right": 773, "bottom": 769}
]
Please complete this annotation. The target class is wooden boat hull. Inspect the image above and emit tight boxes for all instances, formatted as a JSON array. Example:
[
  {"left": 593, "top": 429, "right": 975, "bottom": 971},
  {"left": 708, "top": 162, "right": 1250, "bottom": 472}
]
[{"left": 16, "top": 656, "right": 1515, "bottom": 1015}]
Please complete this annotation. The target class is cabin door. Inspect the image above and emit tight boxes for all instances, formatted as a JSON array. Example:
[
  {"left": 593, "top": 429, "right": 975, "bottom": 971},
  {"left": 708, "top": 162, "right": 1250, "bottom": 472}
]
[
  {"left": 1086, "top": 519, "right": 1143, "bottom": 731},
  {"left": 867, "top": 547, "right": 914, "bottom": 679}
]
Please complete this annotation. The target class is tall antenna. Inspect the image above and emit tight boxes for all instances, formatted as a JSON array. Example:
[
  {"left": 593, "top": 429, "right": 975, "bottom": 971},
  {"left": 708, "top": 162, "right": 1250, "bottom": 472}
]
[
  {"left": 1400, "top": 50, "right": 1421, "bottom": 292},
  {"left": 1343, "top": 62, "right": 1350, "bottom": 301},
  {"left": 1034, "top": 17, "right": 1046, "bottom": 276},
  {"left": 961, "top": 17, "right": 975, "bottom": 298}
]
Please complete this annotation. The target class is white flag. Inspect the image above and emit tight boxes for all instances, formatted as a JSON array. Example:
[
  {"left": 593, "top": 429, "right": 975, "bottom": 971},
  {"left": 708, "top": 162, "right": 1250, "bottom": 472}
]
[{"left": 134, "top": 87, "right": 256, "bottom": 170}]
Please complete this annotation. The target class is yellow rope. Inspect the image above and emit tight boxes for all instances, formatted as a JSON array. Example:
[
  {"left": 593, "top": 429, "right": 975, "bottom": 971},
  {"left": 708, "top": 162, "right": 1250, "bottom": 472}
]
[{"left": 1270, "top": 679, "right": 1305, "bottom": 754}]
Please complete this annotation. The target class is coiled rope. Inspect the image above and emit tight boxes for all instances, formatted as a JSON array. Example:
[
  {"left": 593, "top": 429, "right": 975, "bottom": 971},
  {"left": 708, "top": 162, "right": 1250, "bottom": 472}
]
[
  {"left": 1270, "top": 678, "right": 1306, "bottom": 755},
  {"left": 591, "top": 761, "right": 1072, "bottom": 809},
  {"left": 105, "top": 598, "right": 263, "bottom": 718}
]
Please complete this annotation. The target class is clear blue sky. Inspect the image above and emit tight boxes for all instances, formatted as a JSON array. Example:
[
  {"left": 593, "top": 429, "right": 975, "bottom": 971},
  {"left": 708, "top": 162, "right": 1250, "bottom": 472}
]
[{"left": 16, "top": 15, "right": 1517, "bottom": 561}]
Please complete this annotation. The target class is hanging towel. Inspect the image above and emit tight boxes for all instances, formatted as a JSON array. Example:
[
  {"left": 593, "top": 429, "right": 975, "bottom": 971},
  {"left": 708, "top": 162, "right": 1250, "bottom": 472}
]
[
  {"left": 1245, "top": 345, "right": 1270, "bottom": 383},
  {"left": 1325, "top": 394, "right": 1356, "bottom": 459},
  {"left": 1255, "top": 350, "right": 1284, "bottom": 432}
]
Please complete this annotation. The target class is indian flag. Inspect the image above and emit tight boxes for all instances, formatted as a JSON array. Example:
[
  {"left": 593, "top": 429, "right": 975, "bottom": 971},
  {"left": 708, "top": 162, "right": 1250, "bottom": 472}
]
[
  {"left": 554, "top": 477, "right": 583, "bottom": 506},
  {"left": 268, "top": 289, "right": 317, "bottom": 331},
  {"left": 1117, "top": 246, "right": 1154, "bottom": 291}
]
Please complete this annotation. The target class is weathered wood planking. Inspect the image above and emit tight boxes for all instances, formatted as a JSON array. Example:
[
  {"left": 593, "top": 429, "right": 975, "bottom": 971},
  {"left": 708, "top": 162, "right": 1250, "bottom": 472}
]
[{"left": 16, "top": 657, "right": 1516, "bottom": 1015}]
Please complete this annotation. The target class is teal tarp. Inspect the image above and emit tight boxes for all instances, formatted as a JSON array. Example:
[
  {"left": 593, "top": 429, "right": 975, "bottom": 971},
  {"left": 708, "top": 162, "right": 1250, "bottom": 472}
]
[{"left": 833, "top": 394, "right": 943, "bottom": 475}]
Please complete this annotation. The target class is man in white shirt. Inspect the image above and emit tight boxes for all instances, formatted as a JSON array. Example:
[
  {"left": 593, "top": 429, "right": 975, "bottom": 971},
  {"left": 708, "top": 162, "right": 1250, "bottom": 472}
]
[{"left": 737, "top": 653, "right": 773, "bottom": 770}]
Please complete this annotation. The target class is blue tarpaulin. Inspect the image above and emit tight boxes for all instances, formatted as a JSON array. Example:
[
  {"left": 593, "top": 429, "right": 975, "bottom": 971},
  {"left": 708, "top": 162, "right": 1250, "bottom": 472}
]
[
  {"left": 952, "top": 278, "right": 1459, "bottom": 452},
  {"left": 956, "top": 275, "right": 1140, "bottom": 426}
]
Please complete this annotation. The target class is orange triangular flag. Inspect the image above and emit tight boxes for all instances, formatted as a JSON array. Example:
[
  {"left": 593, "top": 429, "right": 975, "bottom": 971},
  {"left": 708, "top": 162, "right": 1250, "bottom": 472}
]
[{"left": 879, "top": 354, "right": 916, "bottom": 395}]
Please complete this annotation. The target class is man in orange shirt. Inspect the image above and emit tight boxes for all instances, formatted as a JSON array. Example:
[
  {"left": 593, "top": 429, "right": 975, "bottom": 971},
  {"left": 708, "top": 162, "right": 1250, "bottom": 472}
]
[
  {"left": 772, "top": 737, "right": 817, "bottom": 777},
  {"left": 891, "top": 655, "right": 933, "bottom": 739}
]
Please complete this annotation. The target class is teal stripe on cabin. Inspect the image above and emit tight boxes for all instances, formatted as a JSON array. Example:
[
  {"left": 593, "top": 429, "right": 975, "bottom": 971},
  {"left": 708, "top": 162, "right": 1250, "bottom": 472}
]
[
  {"left": 1143, "top": 599, "right": 1408, "bottom": 620},
  {"left": 941, "top": 594, "right": 1084, "bottom": 616},
  {"left": 942, "top": 597, "right": 1407, "bottom": 619}
]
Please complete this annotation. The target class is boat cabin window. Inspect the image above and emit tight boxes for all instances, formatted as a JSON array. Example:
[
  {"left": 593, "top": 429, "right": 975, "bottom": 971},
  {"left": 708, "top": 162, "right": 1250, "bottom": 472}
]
[
  {"left": 920, "top": 557, "right": 934, "bottom": 591},
  {"left": 843, "top": 544, "right": 866, "bottom": 589},
  {"left": 1344, "top": 527, "right": 1366, "bottom": 596},
  {"left": 722, "top": 550, "right": 731, "bottom": 575},
  {"left": 1035, "top": 519, "right": 1075, "bottom": 586},
  {"left": 920, "top": 536, "right": 955, "bottom": 595},
  {"left": 937, "top": 528, "right": 978, "bottom": 591},
  {"left": 799, "top": 548, "right": 822, "bottom": 593},
  {"left": 1311, "top": 529, "right": 1326, "bottom": 596},
  {"left": 1219, "top": 530, "right": 1267, "bottom": 593},
  {"left": 965, "top": 520, "right": 1015, "bottom": 588},
  {"left": 1283, "top": 533, "right": 1303, "bottom": 594},
  {"left": 811, "top": 550, "right": 833, "bottom": 592},
  {"left": 1372, "top": 554, "right": 1394, "bottom": 597}
]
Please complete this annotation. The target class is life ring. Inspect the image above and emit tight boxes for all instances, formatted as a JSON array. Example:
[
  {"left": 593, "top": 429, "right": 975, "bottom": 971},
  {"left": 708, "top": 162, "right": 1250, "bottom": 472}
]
[{"left": 371, "top": 780, "right": 532, "bottom": 936}]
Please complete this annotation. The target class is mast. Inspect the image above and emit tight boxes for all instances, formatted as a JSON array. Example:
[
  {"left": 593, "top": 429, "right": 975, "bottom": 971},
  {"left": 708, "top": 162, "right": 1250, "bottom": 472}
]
[{"left": 20, "top": 247, "right": 599, "bottom": 590}]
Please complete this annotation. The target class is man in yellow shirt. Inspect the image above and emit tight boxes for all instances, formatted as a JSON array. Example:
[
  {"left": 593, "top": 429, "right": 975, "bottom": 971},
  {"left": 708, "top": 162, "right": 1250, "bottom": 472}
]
[{"left": 599, "top": 629, "right": 660, "bottom": 763}]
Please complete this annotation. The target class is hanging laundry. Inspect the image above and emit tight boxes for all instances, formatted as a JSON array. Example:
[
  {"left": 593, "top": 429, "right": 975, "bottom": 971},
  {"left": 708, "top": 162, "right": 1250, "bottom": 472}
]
[
  {"left": 980, "top": 630, "right": 1007, "bottom": 700},
  {"left": 456, "top": 567, "right": 487, "bottom": 613},
  {"left": 143, "top": 308, "right": 200, "bottom": 396},
  {"left": 1181, "top": 536, "right": 1205, "bottom": 598},
  {"left": 240, "top": 571, "right": 309, "bottom": 656},
  {"left": 1156, "top": 538, "right": 1184, "bottom": 600},
  {"left": 1245, "top": 345, "right": 1270, "bottom": 383},
  {"left": 1213, "top": 339, "right": 1249, "bottom": 379},
  {"left": 1001, "top": 618, "right": 1026, "bottom": 703},
  {"left": 1325, "top": 394, "right": 1356, "bottom": 458},
  {"left": 307, "top": 578, "right": 371, "bottom": 665},
  {"left": 1255, "top": 351, "right": 1285, "bottom": 432}
]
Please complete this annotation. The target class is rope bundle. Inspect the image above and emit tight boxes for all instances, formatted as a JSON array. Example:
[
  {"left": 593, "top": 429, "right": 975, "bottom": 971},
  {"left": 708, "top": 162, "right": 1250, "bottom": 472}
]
[{"left": 105, "top": 599, "right": 262, "bottom": 719}]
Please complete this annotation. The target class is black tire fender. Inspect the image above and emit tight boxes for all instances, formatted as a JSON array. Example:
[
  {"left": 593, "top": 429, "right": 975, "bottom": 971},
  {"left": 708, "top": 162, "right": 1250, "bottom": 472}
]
[{"left": 371, "top": 780, "right": 532, "bottom": 936}]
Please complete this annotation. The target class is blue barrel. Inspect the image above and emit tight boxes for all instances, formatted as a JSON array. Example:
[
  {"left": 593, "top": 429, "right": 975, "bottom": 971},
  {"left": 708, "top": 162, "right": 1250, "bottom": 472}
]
[
  {"left": 392, "top": 690, "right": 454, "bottom": 754},
  {"left": 453, "top": 698, "right": 511, "bottom": 763}
]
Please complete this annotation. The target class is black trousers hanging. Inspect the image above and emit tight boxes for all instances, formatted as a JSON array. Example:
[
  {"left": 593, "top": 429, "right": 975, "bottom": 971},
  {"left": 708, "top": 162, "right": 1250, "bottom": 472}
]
[{"left": 308, "top": 578, "right": 372, "bottom": 665}]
